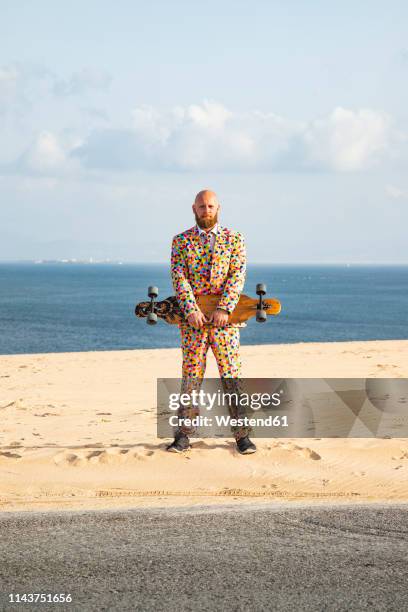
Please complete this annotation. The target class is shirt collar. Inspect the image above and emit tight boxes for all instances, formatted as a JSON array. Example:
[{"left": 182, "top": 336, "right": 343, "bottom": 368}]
[{"left": 196, "top": 222, "right": 219, "bottom": 237}]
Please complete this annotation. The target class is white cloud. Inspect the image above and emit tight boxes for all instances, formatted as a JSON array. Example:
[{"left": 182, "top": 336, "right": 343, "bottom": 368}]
[
  {"left": 53, "top": 68, "right": 112, "bottom": 96},
  {"left": 76, "top": 101, "right": 394, "bottom": 173},
  {"left": 132, "top": 105, "right": 185, "bottom": 146},
  {"left": 0, "top": 62, "right": 112, "bottom": 116},
  {"left": 386, "top": 184, "right": 408, "bottom": 199},
  {"left": 129, "top": 101, "right": 299, "bottom": 170},
  {"left": 18, "top": 131, "right": 82, "bottom": 175},
  {"left": 0, "top": 96, "right": 398, "bottom": 176},
  {"left": 27, "top": 132, "right": 66, "bottom": 170},
  {"left": 0, "top": 66, "right": 19, "bottom": 102},
  {"left": 303, "top": 107, "right": 392, "bottom": 171},
  {"left": 0, "top": 63, "right": 55, "bottom": 113}
]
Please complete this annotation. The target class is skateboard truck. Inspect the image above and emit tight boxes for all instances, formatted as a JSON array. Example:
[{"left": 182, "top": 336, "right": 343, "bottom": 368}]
[
  {"left": 256, "top": 283, "right": 267, "bottom": 323},
  {"left": 147, "top": 286, "right": 158, "bottom": 325}
]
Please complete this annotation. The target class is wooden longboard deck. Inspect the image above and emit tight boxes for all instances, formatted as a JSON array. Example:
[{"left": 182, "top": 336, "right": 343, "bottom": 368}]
[{"left": 135, "top": 294, "right": 281, "bottom": 326}]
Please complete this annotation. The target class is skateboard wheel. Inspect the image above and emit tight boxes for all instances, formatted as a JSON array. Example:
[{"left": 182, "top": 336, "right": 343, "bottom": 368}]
[
  {"left": 148, "top": 286, "right": 159, "bottom": 299},
  {"left": 256, "top": 309, "right": 267, "bottom": 323},
  {"left": 256, "top": 283, "right": 266, "bottom": 296},
  {"left": 147, "top": 312, "right": 158, "bottom": 325}
]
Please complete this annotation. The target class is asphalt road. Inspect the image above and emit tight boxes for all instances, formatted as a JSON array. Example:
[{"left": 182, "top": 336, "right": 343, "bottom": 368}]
[{"left": 1, "top": 503, "right": 407, "bottom": 612}]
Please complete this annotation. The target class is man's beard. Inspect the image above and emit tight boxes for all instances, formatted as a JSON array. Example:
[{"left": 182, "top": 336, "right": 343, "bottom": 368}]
[{"left": 195, "top": 211, "right": 218, "bottom": 229}]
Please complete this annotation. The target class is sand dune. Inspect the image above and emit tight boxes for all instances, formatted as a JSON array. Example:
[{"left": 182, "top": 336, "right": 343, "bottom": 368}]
[{"left": 0, "top": 340, "right": 407, "bottom": 512}]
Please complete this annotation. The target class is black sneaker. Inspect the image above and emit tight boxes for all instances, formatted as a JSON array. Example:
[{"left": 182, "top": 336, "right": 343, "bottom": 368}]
[
  {"left": 236, "top": 436, "right": 257, "bottom": 454},
  {"left": 166, "top": 433, "right": 190, "bottom": 453}
]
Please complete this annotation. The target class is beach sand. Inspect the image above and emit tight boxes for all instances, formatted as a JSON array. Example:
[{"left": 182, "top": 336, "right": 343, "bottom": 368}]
[{"left": 0, "top": 339, "right": 407, "bottom": 513}]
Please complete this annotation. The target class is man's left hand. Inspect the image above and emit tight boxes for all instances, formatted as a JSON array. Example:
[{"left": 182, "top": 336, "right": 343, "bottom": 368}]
[{"left": 209, "top": 308, "right": 229, "bottom": 327}]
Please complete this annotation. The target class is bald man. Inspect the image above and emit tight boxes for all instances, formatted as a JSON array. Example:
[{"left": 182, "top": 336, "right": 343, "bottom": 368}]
[{"left": 167, "top": 190, "right": 257, "bottom": 454}]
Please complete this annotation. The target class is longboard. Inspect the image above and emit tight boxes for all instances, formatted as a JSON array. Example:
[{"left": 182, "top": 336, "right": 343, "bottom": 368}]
[{"left": 135, "top": 284, "right": 281, "bottom": 326}]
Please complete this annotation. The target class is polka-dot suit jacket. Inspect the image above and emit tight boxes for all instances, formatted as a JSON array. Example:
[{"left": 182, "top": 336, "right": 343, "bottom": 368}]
[{"left": 171, "top": 225, "right": 246, "bottom": 327}]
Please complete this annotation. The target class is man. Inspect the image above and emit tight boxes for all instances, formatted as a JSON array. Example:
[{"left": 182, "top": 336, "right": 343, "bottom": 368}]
[{"left": 167, "top": 189, "right": 257, "bottom": 455}]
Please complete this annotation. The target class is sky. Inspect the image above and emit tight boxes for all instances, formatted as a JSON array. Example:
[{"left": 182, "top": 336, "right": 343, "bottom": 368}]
[{"left": 1, "top": 0, "right": 407, "bottom": 263}]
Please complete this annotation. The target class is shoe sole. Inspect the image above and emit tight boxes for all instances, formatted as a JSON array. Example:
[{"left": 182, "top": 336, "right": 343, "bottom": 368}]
[
  {"left": 238, "top": 448, "right": 257, "bottom": 454},
  {"left": 166, "top": 445, "right": 190, "bottom": 453}
]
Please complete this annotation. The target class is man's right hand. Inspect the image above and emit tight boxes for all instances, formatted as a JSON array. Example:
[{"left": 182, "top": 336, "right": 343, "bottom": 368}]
[{"left": 187, "top": 310, "right": 208, "bottom": 329}]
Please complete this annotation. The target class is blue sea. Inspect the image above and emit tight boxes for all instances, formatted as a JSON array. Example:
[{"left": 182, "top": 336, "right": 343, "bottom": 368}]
[{"left": 0, "top": 263, "right": 407, "bottom": 355}]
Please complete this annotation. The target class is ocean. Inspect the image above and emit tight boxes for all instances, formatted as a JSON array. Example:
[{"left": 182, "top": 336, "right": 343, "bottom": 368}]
[{"left": 0, "top": 263, "right": 407, "bottom": 355}]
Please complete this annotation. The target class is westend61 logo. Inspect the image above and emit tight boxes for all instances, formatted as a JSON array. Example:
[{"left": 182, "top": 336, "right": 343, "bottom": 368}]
[{"left": 157, "top": 378, "right": 408, "bottom": 439}]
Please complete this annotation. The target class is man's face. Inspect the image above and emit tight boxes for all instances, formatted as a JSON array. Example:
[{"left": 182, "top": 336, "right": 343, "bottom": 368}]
[{"left": 192, "top": 197, "right": 219, "bottom": 229}]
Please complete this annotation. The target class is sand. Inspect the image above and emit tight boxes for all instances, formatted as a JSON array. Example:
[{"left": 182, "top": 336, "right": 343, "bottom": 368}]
[{"left": 0, "top": 339, "right": 407, "bottom": 513}]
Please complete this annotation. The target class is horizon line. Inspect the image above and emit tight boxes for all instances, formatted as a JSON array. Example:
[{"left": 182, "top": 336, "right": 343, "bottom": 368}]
[{"left": 1, "top": 259, "right": 408, "bottom": 266}]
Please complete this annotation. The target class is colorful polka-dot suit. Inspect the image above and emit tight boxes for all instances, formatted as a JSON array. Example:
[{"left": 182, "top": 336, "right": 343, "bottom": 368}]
[
  {"left": 171, "top": 225, "right": 246, "bottom": 322},
  {"left": 171, "top": 225, "right": 251, "bottom": 440}
]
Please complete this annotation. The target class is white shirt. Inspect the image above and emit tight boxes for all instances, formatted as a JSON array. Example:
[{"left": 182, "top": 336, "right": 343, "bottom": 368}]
[{"left": 196, "top": 223, "right": 219, "bottom": 254}]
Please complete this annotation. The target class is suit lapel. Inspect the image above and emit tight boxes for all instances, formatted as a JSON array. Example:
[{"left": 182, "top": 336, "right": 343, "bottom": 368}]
[
  {"left": 188, "top": 225, "right": 228, "bottom": 283},
  {"left": 190, "top": 226, "right": 206, "bottom": 260},
  {"left": 210, "top": 226, "right": 227, "bottom": 283}
]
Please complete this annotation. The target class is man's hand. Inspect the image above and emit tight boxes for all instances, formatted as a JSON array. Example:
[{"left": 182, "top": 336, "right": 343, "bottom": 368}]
[
  {"left": 187, "top": 310, "right": 208, "bottom": 329},
  {"left": 208, "top": 308, "right": 229, "bottom": 327}
]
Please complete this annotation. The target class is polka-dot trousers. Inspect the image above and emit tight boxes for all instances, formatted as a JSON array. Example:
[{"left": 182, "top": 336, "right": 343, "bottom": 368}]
[{"left": 176, "top": 324, "right": 251, "bottom": 440}]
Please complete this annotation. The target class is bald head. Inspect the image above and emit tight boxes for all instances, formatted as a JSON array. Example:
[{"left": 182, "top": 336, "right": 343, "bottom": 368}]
[
  {"left": 194, "top": 189, "right": 219, "bottom": 206},
  {"left": 192, "top": 189, "right": 220, "bottom": 230}
]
